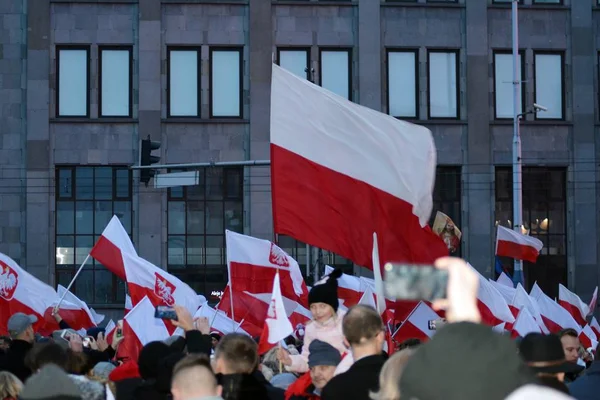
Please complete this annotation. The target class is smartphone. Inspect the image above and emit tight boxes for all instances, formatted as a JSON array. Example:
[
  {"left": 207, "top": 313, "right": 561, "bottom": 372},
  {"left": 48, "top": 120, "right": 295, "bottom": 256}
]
[
  {"left": 60, "top": 330, "right": 71, "bottom": 341},
  {"left": 155, "top": 305, "right": 178, "bottom": 321},
  {"left": 116, "top": 328, "right": 123, "bottom": 338},
  {"left": 383, "top": 263, "right": 448, "bottom": 301},
  {"left": 428, "top": 318, "right": 447, "bottom": 330},
  {"left": 82, "top": 337, "right": 92, "bottom": 347}
]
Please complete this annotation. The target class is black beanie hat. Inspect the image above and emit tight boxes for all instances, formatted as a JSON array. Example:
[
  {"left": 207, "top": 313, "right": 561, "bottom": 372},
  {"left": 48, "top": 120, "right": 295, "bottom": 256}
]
[{"left": 309, "top": 269, "right": 343, "bottom": 312}]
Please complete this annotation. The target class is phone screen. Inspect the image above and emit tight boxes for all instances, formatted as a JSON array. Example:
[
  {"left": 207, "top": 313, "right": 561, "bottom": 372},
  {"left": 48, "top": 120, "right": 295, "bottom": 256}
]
[
  {"left": 383, "top": 263, "right": 448, "bottom": 301},
  {"left": 154, "top": 306, "right": 178, "bottom": 321}
]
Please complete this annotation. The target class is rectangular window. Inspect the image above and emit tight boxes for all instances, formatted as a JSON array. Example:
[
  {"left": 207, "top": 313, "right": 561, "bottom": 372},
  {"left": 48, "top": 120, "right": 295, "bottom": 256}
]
[
  {"left": 167, "top": 167, "right": 244, "bottom": 299},
  {"left": 320, "top": 49, "right": 351, "bottom": 100},
  {"left": 167, "top": 48, "right": 200, "bottom": 117},
  {"left": 55, "top": 166, "right": 132, "bottom": 305},
  {"left": 430, "top": 166, "right": 462, "bottom": 256},
  {"left": 534, "top": 52, "right": 563, "bottom": 120},
  {"left": 99, "top": 47, "right": 132, "bottom": 117},
  {"left": 428, "top": 50, "right": 459, "bottom": 119},
  {"left": 533, "top": 0, "right": 562, "bottom": 4},
  {"left": 210, "top": 48, "right": 243, "bottom": 118},
  {"left": 494, "top": 52, "right": 524, "bottom": 119},
  {"left": 494, "top": 167, "right": 567, "bottom": 298},
  {"left": 387, "top": 49, "right": 418, "bottom": 118},
  {"left": 56, "top": 46, "right": 89, "bottom": 117},
  {"left": 278, "top": 48, "right": 310, "bottom": 80}
]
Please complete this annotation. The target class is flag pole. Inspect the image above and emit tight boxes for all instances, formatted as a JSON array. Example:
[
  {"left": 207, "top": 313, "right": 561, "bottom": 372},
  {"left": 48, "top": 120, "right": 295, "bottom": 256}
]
[
  {"left": 209, "top": 307, "right": 219, "bottom": 329},
  {"left": 54, "top": 253, "right": 91, "bottom": 312},
  {"left": 226, "top": 261, "right": 236, "bottom": 331}
]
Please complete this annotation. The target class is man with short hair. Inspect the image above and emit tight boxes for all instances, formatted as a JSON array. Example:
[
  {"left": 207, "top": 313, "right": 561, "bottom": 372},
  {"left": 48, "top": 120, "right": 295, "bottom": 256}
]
[
  {"left": 286, "top": 340, "right": 341, "bottom": 399},
  {"left": 321, "top": 305, "right": 387, "bottom": 400},
  {"left": 559, "top": 328, "right": 581, "bottom": 364},
  {"left": 171, "top": 354, "right": 223, "bottom": 400},
  {"left": 213, "top": 333, "right": 284, "bottom": 400},
  {"left": 0, "top": 312, "right": 37, "bottom": 381}
]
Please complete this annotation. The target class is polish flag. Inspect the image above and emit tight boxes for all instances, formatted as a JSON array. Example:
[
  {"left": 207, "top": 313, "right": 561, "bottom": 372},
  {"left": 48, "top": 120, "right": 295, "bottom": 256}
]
[
  {"left": 89, "top": 308, "right": 105, "bottom": 326},
  {"left": 590, "top": 317, "right": 600, "bottom": 337},
  {"left": 588, "top": 287, "right": 598, "bottom": 317},
  {"left": 122, "top": 252, "right": 200, "bottom": 332},
  {"left": 357, "top": 286, "right": 377, "bottom": 309},
  {"left": 119, "top": 296, "right": 170, "bottom": 362},
  {"left": 497, "top": 272, "right": 514, "bottom": 288},
  {"left": 470, "top": 266, "right": 515, "bottom": 326},
  {"left": 489, "top": 279, "right": 516, "bottom": 305},
  {"left": 0, "top": 253, "right": 60, "bottom": 335},
  {"left": 579, "top": 324, "right": 598, "bottom": 350},
  {"left": 495, "top": 226, "right": 543, "bottom": 263},
  {"left": 530, "top": 283, "right": 581, "bottom": 333},
  {"left": 55, "top": 285, "right": 104, "bottom": 327},
  {"left": 392, "top": 301, "right": 439, "bottom": 343},
  {"left": 511, "top": 307, "right": 542, "bottom": 339},
  {"left": 90, "top": 215, "right": 136, "bottom": 280},
  {"left": 226, "top": 230, "right": 308, "bottom": 305},
  {"left": 511, "top": 284, "right": 549, "bottom": 334},
  {"left": 558, "top": 284, "right": 589, "bottom": 326},
  {"left": 195, "top": 304, "right": 252, "bottom": 337},
  {"left": 493, "top": 322, "right": 506, "bottom": 334},
  {"left": 270, "top": 64, "right": 448, "bottom": 270},
  {"left": 258, "top": 273, "right": 294, "bottom": 354},
  {"left": 125, "top": 294, "right": 132, "bottom": 313},
  {"left": 105, "top": 319, "right": 116, "bottom": 345}
]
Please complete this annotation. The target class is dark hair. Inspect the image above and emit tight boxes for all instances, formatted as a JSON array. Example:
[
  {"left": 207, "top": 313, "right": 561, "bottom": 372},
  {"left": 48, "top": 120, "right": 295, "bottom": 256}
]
[
  {"left": 138, "top": 341, "right": 171, "bottom": 380},
  {"left": 25, "top": 343, "right": 68, "bottom": 371},
  {"left": 215, "top": 334, "right": 259, "bottom": 374},
  {"left": 343, "top": 305, "right": 385, "bottom": 346},
  {"left": 66, "top": 349, "right": 90, "bottom": 375},
  {"left": 558, "top": 329, "right": 579, "bottom": 339},
  {"left": 398, "top": 338, "right": 422, "bottom": 351}
]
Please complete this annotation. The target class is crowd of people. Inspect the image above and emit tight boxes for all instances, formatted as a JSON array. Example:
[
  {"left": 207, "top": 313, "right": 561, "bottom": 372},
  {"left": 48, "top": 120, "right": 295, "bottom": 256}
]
[{"left": 0, "top": 257, "right": 599, "bottom": 399}]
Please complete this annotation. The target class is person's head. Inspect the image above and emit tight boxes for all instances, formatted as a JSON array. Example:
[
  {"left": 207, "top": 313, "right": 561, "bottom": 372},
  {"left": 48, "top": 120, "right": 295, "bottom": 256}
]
[
  {"left": 90, "top": 362, "right": 116, "bottom": 382},
  {"left": 7, "top": 313, "right": 37, "bottom": 343},
  {"left": 307, "top": 340, "right": 341, "bottom": 390},
  {"left": 210, "top": 332, "right": 222, "bottom": 349},
  {"left": 370, "top": 348, "right": 415, "bottom": 400},
  {"left": 558, "top": 329, "right": 581, "bottom": 363},
  {"left": 0, "top": 371, "right": 23, "bottom": 400},
  {"left": 171, "top": 354, "right": 221, "bottom": 400},
  {"left": 308, "top": 269, "right": 342, "bottom": 323},
  {"left": 398, "top": 338, "right": 421, "bottom": 351},
  {"left": 518, "top": 333, "right": 583, "bottom": 383},
  {"left": 25, "top": 342, "right": 69, "bottom": 372},
  {"left": 214, "top": 333, "right": 258, "bottom": 375},
  {"left": 0, "top": 336, "right": 11, "bottom": 351},
  {"left": 342, "top": 305, "right": 385, "bottom": 353},
  {"left": 138, "top": 341, "right": 171, "bottom": 380},
  {"left": 65, "top": 349, "right": 90, "bottom": 375},
  {"left": 19, "top": 365, "right": 81, "bottom": 400}
]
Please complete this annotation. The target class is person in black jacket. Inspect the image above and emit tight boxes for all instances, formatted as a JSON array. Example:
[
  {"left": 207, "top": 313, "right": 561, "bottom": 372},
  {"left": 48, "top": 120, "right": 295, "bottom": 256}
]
[
  {"left": 321, "top": 305, "right": 387, "bottom": 400},
  {"left": 0, "top": 313, "right": 38, "bottom": 382}
]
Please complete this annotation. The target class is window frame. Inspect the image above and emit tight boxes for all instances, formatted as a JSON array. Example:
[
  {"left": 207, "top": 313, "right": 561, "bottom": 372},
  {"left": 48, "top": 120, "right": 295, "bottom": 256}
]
[
  {"left": 54, "top": 165, "right": 133, "bottom": 306},
  {"left": 431, "top": 166, "right": 462, "bottom": 256},
  {"left": 532, "top": 0, "right": 563, "bottom": 5},
  {"left": 98, "top": 45, "right": 133, "bottom": 118},
  {"left": 208, "top": 46, "right": 244, "bottom": 119},
  {"left": 492, "top": 49, "right": 526, "bottom": 120},
  {"left": 55, "top": 45, "right": 91, "bottom": 118},
  {"left": 276, "top": 47, "right": 311, "bottom": 81},
  {"left": 318, "top": 47, "right": 353, "bottom": 101},
  {"left": 533, "top": 51, "right": 565, "bottom": 121},
  {"left": 427, "top": 48, "right": 460, "bottom": 120},
  {"left": 166, "top": 46, "right": 202, "bottom": 118},
  {"left": 386, "top": 48, "right": 419, "bottom": 120}
]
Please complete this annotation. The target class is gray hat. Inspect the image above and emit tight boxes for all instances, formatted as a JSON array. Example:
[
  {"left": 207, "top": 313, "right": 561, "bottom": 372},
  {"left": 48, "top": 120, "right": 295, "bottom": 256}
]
[
  {"left": 20, "top": 364, "right": 81, "bottom": 400},
  {"left": 7, "top": 313, "right": 37, "bottom": 338},
  {"left": 308, "top": 339, "right": 342, "bottom": 368},
  {"left": 51, "top": 329, "right": 79, "bottom": 350},
  {"left": 92, "top": 361, "right": 116, "bottom": 380}
]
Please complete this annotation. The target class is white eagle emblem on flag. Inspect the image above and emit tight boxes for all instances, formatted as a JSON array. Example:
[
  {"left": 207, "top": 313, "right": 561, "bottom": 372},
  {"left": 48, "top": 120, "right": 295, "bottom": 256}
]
[{"left": 0, "top": 262, "right": 18, "bottom": 301}]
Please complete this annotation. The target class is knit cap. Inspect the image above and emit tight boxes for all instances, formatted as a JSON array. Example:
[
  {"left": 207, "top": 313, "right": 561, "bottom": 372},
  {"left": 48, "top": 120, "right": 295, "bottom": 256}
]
[{"left": 308, "top": 269, "right": 343, "bottom": 312}]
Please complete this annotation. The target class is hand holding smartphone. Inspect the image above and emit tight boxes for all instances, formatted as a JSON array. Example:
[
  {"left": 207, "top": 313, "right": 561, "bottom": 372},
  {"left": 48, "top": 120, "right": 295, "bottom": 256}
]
[{"left": 155, "top": 306, "right": 178, "bottom": 321}]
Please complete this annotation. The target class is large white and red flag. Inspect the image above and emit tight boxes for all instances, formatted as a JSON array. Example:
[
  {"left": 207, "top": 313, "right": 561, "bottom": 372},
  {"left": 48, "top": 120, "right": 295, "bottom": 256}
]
[
  {"left": 125, "top": 294, "right": 133, "bottom": 314},
  {"left": 119, "top": 296, "right": 170, "bottom": 362},
  {"left": 392, "top": 301, "right": 439, "bottom": 343},
  {"left": 495, "top": 226, "right": 543, "bottom": 263},
  {"left": 226, "top": 230, "right": 308, "bottom": 305},
  {"left": 0, "top": 253, "right": 59, "bottom": 335},
  {"left": 588, "top": 287, "right": 598, "bottom": 317},
  {"left": 55, "top": 285, "right": 104, "bottom": 326},
  {"left": 511, "top": 284, "right": 549, "bottom": 334},
  {"left": 496, "top": 272, "right": 514, "bottom": 288},
  {"left": 558, "top": 284, "right": 590, "bottom": 326},
  {"left": 270, "top": 64, "right": 448, "bottom": 270},
  {"left": 489, "top": 278, "right": 517, "bottom": 305},
  {"left": 591, "top": 317, "right": 600, "bottom": 337},
  {"left": 90, "top": 215, "right": 136, "bottom": 280},
  {"left": 579, "top": 324, "right": 598, "bottom": 350},
  {"left": 258, "top": 273, "right": 294, "bottom": 354},
  {"left": 511, "top": 307, "right": 542, "bottom": 339},
  {"left": 470, "top": 265, "right": 515, "bottom": 326},
  {"left": 530, "top": 283, "right": 581, "bottom": 333},
  {"left": 122, "top": 252, "right": 200, "bottom": 329},
  {"left": 195, "top": 304, "right": 252, "bottom": 337}
]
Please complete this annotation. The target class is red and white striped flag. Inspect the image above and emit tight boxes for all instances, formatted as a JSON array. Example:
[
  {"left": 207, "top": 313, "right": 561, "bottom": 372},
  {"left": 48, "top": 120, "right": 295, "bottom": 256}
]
[
  {"left": 530, "top": 283, "right": 581, "bottom": 334},
  {"left": 588, "top": 287, "right": 598, "bottom": 317},
  {"left": 195, "top": 304, "right": 252, "bottom": 337},
  {"left": 393, "top": 301, "right": 439, "bottom": 343},
  {"left": 591, "top": 317, "right": 600, "bottom": 338},
  {"left": 470, "top": 265, "right": 515, "bottom": 326},
  {"left": 495, "top": 226, "right": 543, "bottom": 263},
  {"left": 511, "top": 284, "right": 549, "bottom": 334},
  {"left": 511, "top": 307, "right": 542, "bottom": 338},
  {"left": 496, "top": 272, "right": 514, "bottom": 288},
  {"left": 125, "top": 294, "right": 132, "bottom": 314},
  {"left": 258, "top": 273, "right": 294, "bottom": 354},
  {"left": 558, "top": 284, "right": 589, "bottom": 326},
  {"left": 90, "top": 215, "right": 136, "bottom": 280},
  {"left": 579, "top": 324, "right": 598, "bottom": 350}
]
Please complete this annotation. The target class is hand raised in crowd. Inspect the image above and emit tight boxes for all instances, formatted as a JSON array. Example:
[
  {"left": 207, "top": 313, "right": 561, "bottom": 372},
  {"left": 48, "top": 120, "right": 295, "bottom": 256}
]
[
  {"left": 193, "top": 317, "right": 210, "bottom": 335},
  {"left": 172, "top": 305, "right": 195, "bottom": 331},
  {"left": 431, "top": 256, "right": 481, "bottom": 324},
  {"left": 276, "top": 347, "right": 292, "bottom": 366},
  {"left": 96, "top": 332, "right": 109, "bottom": 352},
  {"left": 51, "top": 307, "right": 62, "bottom": 323},
  {"left": 111, "top": 320, "right": 125, "bottom": 350},
  {"left": 88, "top": 336, "right": 99, "bottom": 351},
  {"left": 68, "top": 333, "right": 84, "bottom": 353}
]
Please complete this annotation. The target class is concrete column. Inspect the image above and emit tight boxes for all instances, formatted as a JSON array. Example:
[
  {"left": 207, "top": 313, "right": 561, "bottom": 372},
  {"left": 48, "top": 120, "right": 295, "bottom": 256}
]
[
  {"left": 137, "top": 0, "right": 162, "bottom": 265},
  {"left": 357, "top": 0, "right": 381, "bottom": 111},
  {"left": 570, "top": 0, "right": 597, "bottom": 301},
  {"left": 464, "top": 0, "right": 493, "bottom": 275},
  {"left": 248, "top": 0, "right": 272, "bottom": 240}
]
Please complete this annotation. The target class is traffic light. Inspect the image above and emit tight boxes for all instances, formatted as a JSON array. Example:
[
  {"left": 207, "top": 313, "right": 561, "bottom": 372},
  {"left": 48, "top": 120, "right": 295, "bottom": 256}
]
[{"left": 140, "top": 135, "right": 161, "bottom": 186}]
